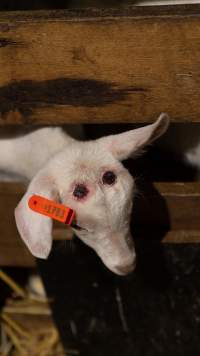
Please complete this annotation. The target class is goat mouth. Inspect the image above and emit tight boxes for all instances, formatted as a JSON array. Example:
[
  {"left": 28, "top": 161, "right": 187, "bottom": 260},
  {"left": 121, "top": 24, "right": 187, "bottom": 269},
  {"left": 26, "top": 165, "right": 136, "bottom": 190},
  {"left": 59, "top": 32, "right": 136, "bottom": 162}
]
[
  {"left": 71, "top": 221, "right": 87, "bottom": 231},
  {"left": 115, "top": 262, "right": 136, "bottom": 276}
]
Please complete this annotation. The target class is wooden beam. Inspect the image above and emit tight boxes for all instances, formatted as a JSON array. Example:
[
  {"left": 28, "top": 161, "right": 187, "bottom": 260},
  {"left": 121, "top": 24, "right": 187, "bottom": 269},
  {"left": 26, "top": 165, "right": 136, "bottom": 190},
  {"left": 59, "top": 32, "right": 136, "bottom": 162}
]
[
  {"left": 0, "top": 5, "right": 200, "bottom": 125},
  {"left": 0, "top": 181, "right": 200, "bottom": 266},
  {"left": 133, "top": 182, "right": 200, "bottom": 230},
  {"left": 162, "top": 230, "right": 200, "bottom": 243}
]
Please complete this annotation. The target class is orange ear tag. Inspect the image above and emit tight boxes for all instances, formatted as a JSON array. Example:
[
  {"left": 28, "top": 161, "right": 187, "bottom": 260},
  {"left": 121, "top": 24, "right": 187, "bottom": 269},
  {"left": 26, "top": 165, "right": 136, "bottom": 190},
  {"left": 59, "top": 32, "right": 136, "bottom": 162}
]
[{"left": 28, "top": 195, "right": 75, "bottom": 225}]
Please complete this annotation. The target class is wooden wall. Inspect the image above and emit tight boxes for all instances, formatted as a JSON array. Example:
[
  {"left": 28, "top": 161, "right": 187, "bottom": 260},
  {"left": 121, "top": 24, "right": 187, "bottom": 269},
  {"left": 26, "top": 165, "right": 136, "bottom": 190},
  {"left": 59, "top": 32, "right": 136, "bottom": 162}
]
[{"left": 0, "top": 5, "right": 200, "bottom": 125}]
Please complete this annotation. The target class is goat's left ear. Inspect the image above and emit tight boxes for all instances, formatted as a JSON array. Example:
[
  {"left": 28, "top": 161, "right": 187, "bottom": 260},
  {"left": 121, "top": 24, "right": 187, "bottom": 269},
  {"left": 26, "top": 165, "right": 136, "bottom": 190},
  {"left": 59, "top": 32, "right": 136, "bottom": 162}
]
[
  {"left": 15, "top": 170, "right": 58, "bottom": 259},
  {"left": 98, "top": 113, "right": 170, "bottom": 161}
]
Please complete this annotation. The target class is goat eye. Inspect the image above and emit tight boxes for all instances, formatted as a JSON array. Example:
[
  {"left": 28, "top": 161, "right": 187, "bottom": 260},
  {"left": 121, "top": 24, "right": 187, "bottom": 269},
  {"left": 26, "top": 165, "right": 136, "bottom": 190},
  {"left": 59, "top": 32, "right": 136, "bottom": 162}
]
[
  {"left": 102, "top": 171, "right": 116, "bottom": 185},
  {"left": 73, "top": 184, "right": 88, "bottom": 199}
]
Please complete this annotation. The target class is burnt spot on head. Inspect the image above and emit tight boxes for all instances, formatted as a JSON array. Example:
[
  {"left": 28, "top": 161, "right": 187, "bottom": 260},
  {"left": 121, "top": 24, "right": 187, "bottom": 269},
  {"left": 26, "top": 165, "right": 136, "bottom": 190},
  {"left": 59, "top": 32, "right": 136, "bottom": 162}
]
[{"left": 73, "top": 184, "right": 89, "bottom": 200}]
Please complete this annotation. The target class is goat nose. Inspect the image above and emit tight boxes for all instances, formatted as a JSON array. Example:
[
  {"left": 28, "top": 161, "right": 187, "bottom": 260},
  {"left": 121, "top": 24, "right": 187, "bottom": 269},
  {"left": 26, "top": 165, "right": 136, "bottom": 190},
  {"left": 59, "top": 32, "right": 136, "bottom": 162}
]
[{"left": 116, "top": 261, "right": 136, "bottom": 276}]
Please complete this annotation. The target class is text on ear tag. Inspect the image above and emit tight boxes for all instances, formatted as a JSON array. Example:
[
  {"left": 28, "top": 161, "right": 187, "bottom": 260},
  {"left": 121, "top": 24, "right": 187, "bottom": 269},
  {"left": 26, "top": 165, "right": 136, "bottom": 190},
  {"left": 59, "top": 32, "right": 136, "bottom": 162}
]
[{"left": 28, "top": 195, "right": 75, "bottom": 225}]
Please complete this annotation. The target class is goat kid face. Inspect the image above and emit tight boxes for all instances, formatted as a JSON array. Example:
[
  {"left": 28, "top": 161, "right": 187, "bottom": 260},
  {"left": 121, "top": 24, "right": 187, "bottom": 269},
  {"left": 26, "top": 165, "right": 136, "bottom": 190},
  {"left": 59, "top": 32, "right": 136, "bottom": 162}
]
[
  {"left": 56, "top": 145, "right": 135, "bottom": 276},
  {"left": 15, "top": 114, "right": 169, "bottom": 276}
]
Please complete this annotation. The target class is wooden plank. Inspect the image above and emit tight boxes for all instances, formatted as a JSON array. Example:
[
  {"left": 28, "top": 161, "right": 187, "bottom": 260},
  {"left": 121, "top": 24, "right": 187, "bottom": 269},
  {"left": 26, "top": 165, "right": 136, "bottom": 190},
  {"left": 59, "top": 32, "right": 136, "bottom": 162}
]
[
  {"left": 0, "top": 181, "right": 200, "bottom": 266},
  {"left": 0, "top": 5, "right": 200, "bottom": 125},
  {"left": 137, "top": 0, "right": 200, "bottom": 5},
  {"left": 162, "top": 230, "right": 200, "bottom": 243},
  {"left": 134, "top": 228, "right": 200, "bottom": 244},
  {"left": 133, "top": 182, "right": 200, "bottom": 230},
  {"left": 0, "top": 182, "right": 35, "bottom": 266}
]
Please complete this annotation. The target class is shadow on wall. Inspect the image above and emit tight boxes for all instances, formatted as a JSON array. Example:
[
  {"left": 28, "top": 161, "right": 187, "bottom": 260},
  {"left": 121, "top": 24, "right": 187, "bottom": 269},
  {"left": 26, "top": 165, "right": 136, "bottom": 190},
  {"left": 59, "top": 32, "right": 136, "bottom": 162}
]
[
  {"left": 37, "top": 179, "right": 173, "bottom": 355},
  {"left": 131, "top": 179, "right": 171, "bottom": 291}
]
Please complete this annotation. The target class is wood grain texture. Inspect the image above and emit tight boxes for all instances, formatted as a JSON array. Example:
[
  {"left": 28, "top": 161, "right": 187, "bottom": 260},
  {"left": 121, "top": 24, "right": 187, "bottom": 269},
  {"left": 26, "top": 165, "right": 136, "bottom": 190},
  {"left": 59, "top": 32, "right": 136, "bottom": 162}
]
[
  {"left": 0, "top": 5, "right": 200, "bottom": 125},
  {"left": 0, "top": 181, "right": 200, "bottom": 266},
  {"left": 133, "top": 182, "right": 200, "bottom": 230}
]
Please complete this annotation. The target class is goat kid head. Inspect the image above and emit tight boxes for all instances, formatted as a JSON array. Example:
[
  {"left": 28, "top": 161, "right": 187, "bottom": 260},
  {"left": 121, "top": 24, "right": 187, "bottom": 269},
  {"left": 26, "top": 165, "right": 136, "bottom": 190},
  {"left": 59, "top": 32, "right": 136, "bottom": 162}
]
[{"left": 15, "top": 113, "right": 169, "bottom": 276}]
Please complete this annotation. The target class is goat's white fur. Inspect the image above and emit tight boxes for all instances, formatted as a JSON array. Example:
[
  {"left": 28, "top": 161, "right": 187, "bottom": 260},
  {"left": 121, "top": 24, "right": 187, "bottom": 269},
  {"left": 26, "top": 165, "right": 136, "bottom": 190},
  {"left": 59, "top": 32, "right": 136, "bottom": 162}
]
[{"left": 1, "top": 114, "right": 169, "bottom": 275}]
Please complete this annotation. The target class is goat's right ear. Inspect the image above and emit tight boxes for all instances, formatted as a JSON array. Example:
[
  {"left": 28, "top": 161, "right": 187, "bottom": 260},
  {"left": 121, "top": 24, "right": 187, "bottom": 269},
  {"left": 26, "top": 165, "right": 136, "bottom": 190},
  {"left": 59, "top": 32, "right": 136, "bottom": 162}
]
[
  {"left": 98, "top": 113, "right": 170, "bottom": 161},
  {"left": 15, "top": 171, "right": 58, "bottom": 259}
]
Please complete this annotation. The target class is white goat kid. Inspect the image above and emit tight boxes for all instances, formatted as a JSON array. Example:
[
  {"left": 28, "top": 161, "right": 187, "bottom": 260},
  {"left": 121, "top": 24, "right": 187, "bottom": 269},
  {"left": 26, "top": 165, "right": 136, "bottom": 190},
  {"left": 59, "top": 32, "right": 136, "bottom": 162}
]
[{"left": 0, "top": 113, "right": 169, "bottom": 275}]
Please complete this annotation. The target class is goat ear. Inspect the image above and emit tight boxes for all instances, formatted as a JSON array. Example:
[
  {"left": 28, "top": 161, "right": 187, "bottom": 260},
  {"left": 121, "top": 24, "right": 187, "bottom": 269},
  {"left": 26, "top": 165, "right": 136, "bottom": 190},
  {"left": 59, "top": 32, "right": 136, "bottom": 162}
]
[
  {"left": 15, "top": 171, "right": 58, "bottom": 259},
  {"left": 99, "top": 113, "right": 170, "bottom": 161}
]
